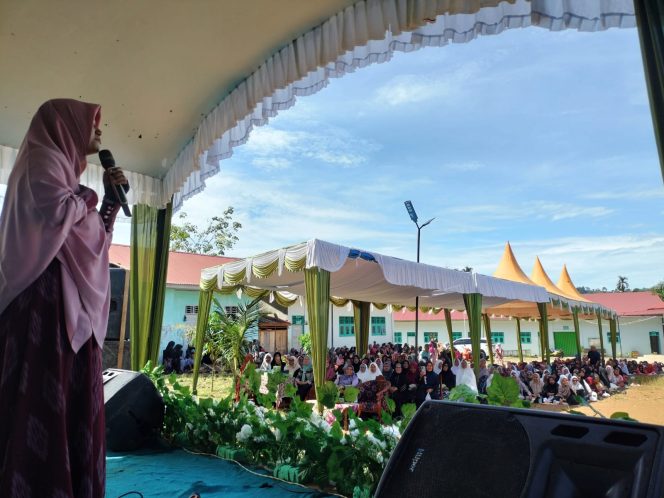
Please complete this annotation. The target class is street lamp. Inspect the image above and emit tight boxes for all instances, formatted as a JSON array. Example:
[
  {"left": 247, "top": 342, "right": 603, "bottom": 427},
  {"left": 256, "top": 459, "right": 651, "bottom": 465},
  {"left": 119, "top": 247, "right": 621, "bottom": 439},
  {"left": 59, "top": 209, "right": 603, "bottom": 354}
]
[{"left": 404, "top": 200, "right": 435, "bottom": 350}]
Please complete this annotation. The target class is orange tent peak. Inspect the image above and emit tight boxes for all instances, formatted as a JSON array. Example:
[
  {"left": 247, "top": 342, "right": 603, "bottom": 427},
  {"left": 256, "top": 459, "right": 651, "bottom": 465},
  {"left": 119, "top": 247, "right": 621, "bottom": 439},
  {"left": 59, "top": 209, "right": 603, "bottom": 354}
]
[
  {"left": 530, "top": 257, "right": 571, "bottom": 298},
  {"left": 556, "top": 264, "right": 591, "bottom": 302},
  {"left": 493, "top": 242, "right": 537, "bottom": 286}
]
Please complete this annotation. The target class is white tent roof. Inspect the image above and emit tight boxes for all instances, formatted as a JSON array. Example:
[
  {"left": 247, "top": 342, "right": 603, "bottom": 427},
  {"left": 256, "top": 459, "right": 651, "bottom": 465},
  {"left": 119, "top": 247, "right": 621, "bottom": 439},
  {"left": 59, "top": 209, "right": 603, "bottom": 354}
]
[
  {"left": 201, "top": 239, "right": 550, "bottom": 310},
  {"left": 0, "top": 0, "right": 635, "bottom": 209}
]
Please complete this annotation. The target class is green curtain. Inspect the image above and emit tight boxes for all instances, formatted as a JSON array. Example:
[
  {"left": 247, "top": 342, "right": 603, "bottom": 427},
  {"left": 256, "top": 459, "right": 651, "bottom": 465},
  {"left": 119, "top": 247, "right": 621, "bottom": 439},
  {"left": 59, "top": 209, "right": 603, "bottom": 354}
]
[
  {"left": 537, "top": 303, "right": 550, "bottom": 363},
  {"left": 304, "top": 268, "right": 330, "bottom": 410},
  {"left": 635, "top": 0, "right": 664, "bottom": 182},
  {"left": 191, "top": 289, "right": 214, "bottom": 394},
  {"left": 463, "top": 293, "right": 482, "bottom": 379},
  {"left": 597, "top": 314, "right": 605, "bottom": 365},
  {"left": 515, "top": 318, "right": 523, "bottom": 363},
  {"left": 444, "top": 309, "right": 454, "bottom": 360},
  {"left": 482, "top": 314, "right": 494, "bottom": 365},
  {"left": 352, "top": 300, "right": 371, "bottom": 357},
  {"left": 609, "top": 318, "right": 618, "bottom": 360},
  {"left": 130, "top": 203, "right": 172, "bottom": 371},
  {"left": 572, "top": 308, "right": 582, "bottom": 358}
]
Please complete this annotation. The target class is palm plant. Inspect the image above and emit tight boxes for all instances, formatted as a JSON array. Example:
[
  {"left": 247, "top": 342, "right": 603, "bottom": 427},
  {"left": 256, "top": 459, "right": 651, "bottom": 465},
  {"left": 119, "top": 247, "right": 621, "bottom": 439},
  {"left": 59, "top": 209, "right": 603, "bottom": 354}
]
[{"left": 210, "top": 297, "right": 264, "bottom": 380}]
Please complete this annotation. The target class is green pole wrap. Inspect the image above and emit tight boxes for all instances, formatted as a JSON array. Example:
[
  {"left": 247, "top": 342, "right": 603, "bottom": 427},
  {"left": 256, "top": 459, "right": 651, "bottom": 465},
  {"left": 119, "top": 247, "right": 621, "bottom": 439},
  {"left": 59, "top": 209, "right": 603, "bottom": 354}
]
[
  {"left": 597, "top": 314, "right": 605, "bottom": 365},
  {"left": 537, "top": 302, "right": 550, "bottom": 363},
  {"left": 572, "top": 308, "right": 582, "bottom": 358},
  {"left": 463, "top": 293, "right": 483, "bottom": 379},
  {"left": 609, "top": 318, "right": 618, "bottom": 360},
  {"left": 192, "top": 289, "right": 214, "bottom": 394},
  {"left": 304, "top": 268, "right": 330, "bottom": 411},
  {"left": 444, "top": 309, "right": 454, "bottom": 361},
  {"left": 482, "top": 314, "right": 494, "bottom": 365},
  {"left": 515, "top": 318, "right": 523, "bottom": 363},
  {"left": 353, "top": 301, "right": 371, "bottom": 357},
  {"left": 129, "top": 202, "right": 172, "bottom": 371}
]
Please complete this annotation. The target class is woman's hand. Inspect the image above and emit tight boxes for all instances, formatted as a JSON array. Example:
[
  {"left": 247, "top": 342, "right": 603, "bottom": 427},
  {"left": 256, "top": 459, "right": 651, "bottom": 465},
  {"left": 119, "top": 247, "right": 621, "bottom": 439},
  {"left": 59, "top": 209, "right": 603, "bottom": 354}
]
[{"left": 103, "top": 166, "right": 129, "bottom": 201}]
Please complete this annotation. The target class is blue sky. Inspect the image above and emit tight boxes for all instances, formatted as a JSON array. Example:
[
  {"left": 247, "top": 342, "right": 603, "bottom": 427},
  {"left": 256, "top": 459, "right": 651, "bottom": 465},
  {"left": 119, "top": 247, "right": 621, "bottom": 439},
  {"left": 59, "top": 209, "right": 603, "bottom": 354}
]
[{"left": 110, "top": 26, "right": 664, "bottom": 289}]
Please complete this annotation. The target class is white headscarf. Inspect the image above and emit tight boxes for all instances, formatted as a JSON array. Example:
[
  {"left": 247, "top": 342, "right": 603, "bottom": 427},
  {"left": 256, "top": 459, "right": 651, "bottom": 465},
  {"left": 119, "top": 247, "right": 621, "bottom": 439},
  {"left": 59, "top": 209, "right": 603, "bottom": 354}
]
[
  {"left": 358, "top": 362, "right": 380, "bottom": 382},
  {"left": 570, "top": 376, "right": 586, "bottom": 394},
  {"left": 285, "top": 356, "right": 301, "bottom": 377},
  {"left": 259, "top": 354, "right": 273, "bottom": 372},
  {"left": 451, "top": 359, "right": 461, "bottom": 376},
  {"left": 434, "top": 360, "right": 444, "bottom": 375},
  {"left": 558, "top": 367, "right": 571, "bottom": 385},
  {"left": 455, "top": 361, "right": 477, "bottom": 393}
]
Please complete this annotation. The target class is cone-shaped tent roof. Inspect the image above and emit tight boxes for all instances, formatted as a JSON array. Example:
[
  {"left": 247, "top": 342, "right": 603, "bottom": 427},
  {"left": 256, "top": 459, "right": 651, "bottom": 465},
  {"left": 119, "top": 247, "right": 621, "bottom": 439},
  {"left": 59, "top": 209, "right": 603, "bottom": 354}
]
[
  {"left": 493, "top": 242, "right": 538, "bottom": 286},
  {"left": 557, "top": 264, "right": 592, "bottom": 302},
  {"left": 531, "top": 256, "right": 575, "bottom": 299}
]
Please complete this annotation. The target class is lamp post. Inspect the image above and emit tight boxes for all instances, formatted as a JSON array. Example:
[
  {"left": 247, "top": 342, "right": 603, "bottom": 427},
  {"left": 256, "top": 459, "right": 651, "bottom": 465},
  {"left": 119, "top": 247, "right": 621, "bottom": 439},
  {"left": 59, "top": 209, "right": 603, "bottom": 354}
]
[{"left": 404, "top": 200, "right": 434, "bottom": 350}]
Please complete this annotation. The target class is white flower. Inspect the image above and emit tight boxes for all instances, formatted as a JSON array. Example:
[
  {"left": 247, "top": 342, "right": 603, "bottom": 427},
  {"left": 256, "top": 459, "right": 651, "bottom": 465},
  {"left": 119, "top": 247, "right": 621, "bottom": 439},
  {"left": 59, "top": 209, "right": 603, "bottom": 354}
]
[
  {"left": 350, "top": 429, "right": 359, "bottom": 438},
  {"left": 381, "top": 425, "right": 401, "bottom": 441},
  {"left": 208, "top": 408, "right": 215, "bottom": 417},
  {"left": 367, "top": 433, "right": 387, "bottom": 450},
  {"left": 349, "top": 419, "right": 357, "bottom": 430},
  {"left": 236, "top": 424, "right": 253, "bottom": 443},
  {"left": 186, "top": 423, "right": 194, "bottom": 431},
  {"left": 340, "top": 436, "right": 347, "bottom": 445},
  {"left": 372, "top": 452, "right": 385, "bottom": 464}
]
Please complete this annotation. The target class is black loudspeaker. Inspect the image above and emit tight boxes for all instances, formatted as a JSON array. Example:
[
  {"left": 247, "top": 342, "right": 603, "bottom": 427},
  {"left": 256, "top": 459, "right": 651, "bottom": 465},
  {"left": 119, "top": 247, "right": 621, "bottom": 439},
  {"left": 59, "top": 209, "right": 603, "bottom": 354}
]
[
  {"left": 375, "top": 402, "right": 664, "bottom": 498},
  {"left": 103, "top": 369, "right": 164, "bottom": 451},
  {"left": 106, "top": 268, "right": 130, "bottom": 341}
]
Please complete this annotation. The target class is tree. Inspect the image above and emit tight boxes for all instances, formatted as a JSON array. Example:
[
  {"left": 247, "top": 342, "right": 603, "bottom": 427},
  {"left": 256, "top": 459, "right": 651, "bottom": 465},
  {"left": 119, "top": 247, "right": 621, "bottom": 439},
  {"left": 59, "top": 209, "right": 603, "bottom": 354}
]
[
  {"left": 460, "top": 266, "right": 473, "bottom": 272},
  {"left": 653, "top": 281, "right": 664, "bottom": 301},
  {"left": 615, "top": 276, "right": 629, "bottom": 293},
  {"left": 169, "top": 208, "right": 241, "bottom": 255}
]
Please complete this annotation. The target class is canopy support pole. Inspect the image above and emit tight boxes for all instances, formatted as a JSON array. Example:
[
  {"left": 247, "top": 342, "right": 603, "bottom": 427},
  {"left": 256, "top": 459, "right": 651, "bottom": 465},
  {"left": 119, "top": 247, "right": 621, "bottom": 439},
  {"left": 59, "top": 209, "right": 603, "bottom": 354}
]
[
  {"left": 572, "top": 307, "right": 582, "bottom": 359},
  {"left": 515, "top": 317, "right": 523, "bottom": 363},
  {"left": 352, "top": 300, "right": 371, "bottom": 357},
  {"left": 444, "top": 309, "right": 454, "bottom": 363},
  {"left": 305, "top": 267, "right": 330, "bottom": 412},
  {"left": 463, "top": 293, "right": 483, "bottom": 379},
  {"left": 609, "top": 317, "right": 618, "bottom": 360},
  {"left": 129, "top": 202, "right": 172, "bottom": 371},
  {"left": 597, "top": 313, "right": 606, "bottom": 365},
  {"left": 482, "top": 314, "right": 494, "bottom": 365},
  {"left": 537, "top": 303, "right": 550, "bottom": 364},
  {"left": 192, "top": 288, "right": 214, "bottom": 394}
]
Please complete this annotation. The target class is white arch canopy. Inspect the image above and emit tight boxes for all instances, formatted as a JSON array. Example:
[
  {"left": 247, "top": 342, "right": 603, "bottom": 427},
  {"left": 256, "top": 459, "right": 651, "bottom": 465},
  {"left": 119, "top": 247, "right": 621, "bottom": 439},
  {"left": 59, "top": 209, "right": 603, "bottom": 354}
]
[{"left": 0, "top": 0, "right": 636, "bottom": 209}]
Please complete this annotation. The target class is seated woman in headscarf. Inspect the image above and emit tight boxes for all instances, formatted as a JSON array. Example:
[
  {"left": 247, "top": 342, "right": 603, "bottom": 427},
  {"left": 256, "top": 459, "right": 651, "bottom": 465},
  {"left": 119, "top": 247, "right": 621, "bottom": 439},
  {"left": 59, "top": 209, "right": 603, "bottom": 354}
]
[
  {"left": 284, "top": 355, "right": 301, "bottom": 379},
  {"left": 605, "top": 366, "right": 620, "bottom": 390},
  {"left": 440, "top": 362, "right": 456, "bottom": 395},
  {"left": 591, "top": 373, "right": 610, "bottom": 398},
  {"left": 542, "top": 375, "right": 559, "bottom": 403},
  {"left": 388, "top": 362, "right": 408, "bottom": 415},
  {"left": 455, "top": 360, "right": 478, "bottom": 393},
  {"left": 382, "top": 359, "right": 393, "bottom": 378},
  {"left": 529, "top": 372, "right": 544, "bottom": 403},
  {"left": 557, "top": 377, "right": 578, "bottom": 405},
  {"left": 570, "top": 375, "right": 588, "bottom": 399},
  {"left": 259, "top": 353, "right": 273, "bottom": 372},
  {"left": 295, "top": 356, "right": 314, "bottom": 400},
  {"left": 336, "top": 364, "right": 359, "bottom": 387},
  {"left": 416, "top": 361, "right": 440, "bottom": 406},
  {"left": 162, "top": 341, "right": 176, "bottom": 372},
  {"left": 325, "top": 356, "right": 337, "bottom": 381},
  {"left": 271, "top": 352, "right": 285, "bottom": 373},
  {"left": 351, "top": 355, "right": 362, "bottom": 373},
  {"left": 510, "top": 371, "right": 533, "bottom": 400}
]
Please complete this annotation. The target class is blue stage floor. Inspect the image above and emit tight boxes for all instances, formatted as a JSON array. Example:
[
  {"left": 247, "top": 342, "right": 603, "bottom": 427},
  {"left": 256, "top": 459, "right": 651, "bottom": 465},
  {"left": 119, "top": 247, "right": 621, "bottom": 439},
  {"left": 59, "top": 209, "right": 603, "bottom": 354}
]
[{"left": 106, "top": 448, "right": 333, "bottom": 498}]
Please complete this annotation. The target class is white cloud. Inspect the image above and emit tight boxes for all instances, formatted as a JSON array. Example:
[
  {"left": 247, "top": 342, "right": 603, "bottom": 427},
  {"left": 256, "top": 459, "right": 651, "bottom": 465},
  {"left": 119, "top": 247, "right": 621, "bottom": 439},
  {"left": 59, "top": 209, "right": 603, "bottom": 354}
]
[
  {"left": 251, "top": 157, "right": 292, "bottom": 170},
  {"left": 581, "top": 188, "right": 664, "bottom": 200}
]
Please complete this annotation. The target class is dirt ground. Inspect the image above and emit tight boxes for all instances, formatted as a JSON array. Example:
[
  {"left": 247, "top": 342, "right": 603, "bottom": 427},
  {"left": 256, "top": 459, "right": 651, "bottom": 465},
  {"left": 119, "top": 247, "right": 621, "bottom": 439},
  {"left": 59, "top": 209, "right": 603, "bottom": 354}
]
[{"left": 574, "top": 376, "right": 664, "bottom": 426}]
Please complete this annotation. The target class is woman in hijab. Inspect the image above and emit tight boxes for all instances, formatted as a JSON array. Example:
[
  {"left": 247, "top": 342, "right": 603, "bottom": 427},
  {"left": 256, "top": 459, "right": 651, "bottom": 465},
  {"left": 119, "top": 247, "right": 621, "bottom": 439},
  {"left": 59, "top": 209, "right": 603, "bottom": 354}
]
[
  {"left": 295, "top": 356, "right": 314, "bottom": 400},
  {"left": 259, "top": 353, "right": 273, "bottom": 372},
  {"left": 542, "top": 375, "right": 559, "bottom": 402},
  {"left": 284, "top": 356, "right": 301, "bottom": 378},
  {"left": 570, "top": 375, "right": 588, "bottom": 399},
  {"left": 356, "top": 363, "right": 371, "bottom": 383},
  {"left": 382, "top": 359, "right": 393, "bottom": 378},
  {"left": 455, "top": 360, "right": 478, "bottom": 393},
  {"left": 0, "top": 99, "right": 128, "bottom": 498},
  {"left": 271, "top": 352, "right": 285, "bottom": 372},
  {"left": 352, "top": 355, "right": 362, "bottom": 373},
  {"left": 529, "top": 372, "right": 544, "bottom": 403},
  {"left": 511, "top": 371, "right": 533, "bottom": 400},
  {"left": 557, "top": 377, "right": 578, "bottom": 405},
  {"left": 388, "top": 362, "right": 408, "bottom": 416},
  {"left": 336, "top": 364, "right": 359, "bottom": 387},
  {"left": 440, "top": 362, "right": 456, "bottom": 392},
  {"left": 417, "top": 360, "right": 441, "bottom": 405}
]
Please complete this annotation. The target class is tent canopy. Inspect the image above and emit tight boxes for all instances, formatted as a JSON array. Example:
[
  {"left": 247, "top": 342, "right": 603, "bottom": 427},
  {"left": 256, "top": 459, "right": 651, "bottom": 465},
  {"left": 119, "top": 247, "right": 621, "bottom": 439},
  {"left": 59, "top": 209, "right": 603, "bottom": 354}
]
[
  {"left": 0, "top": 0, "right": 636, "bottom": 210},
  {"left": 200, "top": 239, "right": 550, "bottom": 310}
]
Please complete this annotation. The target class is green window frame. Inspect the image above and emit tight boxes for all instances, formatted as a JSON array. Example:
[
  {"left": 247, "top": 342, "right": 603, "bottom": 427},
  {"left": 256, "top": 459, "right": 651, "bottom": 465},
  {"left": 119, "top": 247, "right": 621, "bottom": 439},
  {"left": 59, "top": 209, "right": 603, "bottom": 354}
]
[
  {"left": 452, "top": 332, "right": 462, "bottom": 341},
  {"left": 394, "top": 332, "right": 403, "bottom": 344},
  {"left": 520, "top": 332, "right": 532, "bottom": 344},
  {"left": 650, "top": 331, "right": 660, "bottom": 337},
  {"left": 339, "top": 316, "right": 355, "bottom": 337},
  {"left": 606, "top": 332, "right": 621, "bottom": 343},
  {"left": 406, "top": 331, "right": 416, "bottom": 343},
  {"left": 371, "top": 316, "right": 386, "bottom": 336},
  {"left": 491, "top": 332, "right": 505, "bottom": 344},
  {"left": 423, "top": 332, "right": 438, "bottom": 342},
  {"left": 292, "top": 315, "right": 305, "bottom": 325}
]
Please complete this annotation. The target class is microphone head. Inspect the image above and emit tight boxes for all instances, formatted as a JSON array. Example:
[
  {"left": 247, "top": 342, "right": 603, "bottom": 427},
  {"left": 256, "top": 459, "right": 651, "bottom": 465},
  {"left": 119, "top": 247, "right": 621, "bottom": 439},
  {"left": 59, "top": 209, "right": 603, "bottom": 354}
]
[{"left": 99, "top": 149, "right": 115, "bottom": 168}]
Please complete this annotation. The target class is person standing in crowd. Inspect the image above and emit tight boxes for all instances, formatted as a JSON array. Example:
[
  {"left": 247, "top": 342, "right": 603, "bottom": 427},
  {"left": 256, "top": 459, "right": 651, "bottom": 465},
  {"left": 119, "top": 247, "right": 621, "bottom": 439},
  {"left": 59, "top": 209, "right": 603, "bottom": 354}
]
[
  {"left": 588, "top": 345, "right": 601, "bottom": 367},
  {"left": 295, "top": 356, "right": 314, "bottom": 400},
  {"left": 0, "top": 99, "right": 128, "bottom": 498},
  {"left": 455, "top": 360, "right": 478, "bottom": 393}
]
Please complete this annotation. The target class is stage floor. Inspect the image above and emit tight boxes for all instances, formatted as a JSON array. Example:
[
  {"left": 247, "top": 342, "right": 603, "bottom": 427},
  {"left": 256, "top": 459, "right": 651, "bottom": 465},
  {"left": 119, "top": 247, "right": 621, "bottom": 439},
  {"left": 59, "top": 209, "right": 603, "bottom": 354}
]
[{"left": 106, "top": 447, "right": 332, "bottom": 498}]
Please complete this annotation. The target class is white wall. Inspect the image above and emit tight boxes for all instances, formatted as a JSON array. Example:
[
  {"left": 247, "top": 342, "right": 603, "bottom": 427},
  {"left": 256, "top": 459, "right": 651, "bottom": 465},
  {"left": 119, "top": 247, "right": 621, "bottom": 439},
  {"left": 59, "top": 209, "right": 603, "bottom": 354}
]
[{"left": 285, "top": 302, "right": 394, "bottom": 350}]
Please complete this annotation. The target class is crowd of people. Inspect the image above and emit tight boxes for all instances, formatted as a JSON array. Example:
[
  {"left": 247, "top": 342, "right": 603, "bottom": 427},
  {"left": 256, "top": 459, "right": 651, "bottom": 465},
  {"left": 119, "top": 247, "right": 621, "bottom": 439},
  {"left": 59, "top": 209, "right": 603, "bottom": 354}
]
[{"left": 248, "top": 341, "right": 664, "bottom": 415}]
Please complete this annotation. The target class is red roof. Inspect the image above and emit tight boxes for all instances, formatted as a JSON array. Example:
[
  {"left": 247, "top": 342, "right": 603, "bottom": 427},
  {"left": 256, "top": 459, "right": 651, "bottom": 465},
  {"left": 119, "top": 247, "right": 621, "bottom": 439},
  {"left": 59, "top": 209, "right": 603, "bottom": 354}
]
[
  {"left": 108, "top": 244, "right": 237, "bottom": 287},
  {"left": 585, "top": 292, "right": 664, "bottom": 317}
]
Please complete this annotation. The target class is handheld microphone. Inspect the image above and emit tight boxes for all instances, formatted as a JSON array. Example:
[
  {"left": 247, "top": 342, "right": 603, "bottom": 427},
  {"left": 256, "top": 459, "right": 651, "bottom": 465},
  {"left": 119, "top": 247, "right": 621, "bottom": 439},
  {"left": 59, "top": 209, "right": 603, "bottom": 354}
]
[{"left": 98, "top": 149, "right": 131, "bottom": 217}]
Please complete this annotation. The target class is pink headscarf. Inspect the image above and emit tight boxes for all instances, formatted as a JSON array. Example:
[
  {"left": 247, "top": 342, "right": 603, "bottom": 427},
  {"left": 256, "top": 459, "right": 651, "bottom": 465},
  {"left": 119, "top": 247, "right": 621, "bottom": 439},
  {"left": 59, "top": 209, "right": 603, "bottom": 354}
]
[{"left": 0, "top": 98, "right": 111, "bottom": 352}]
